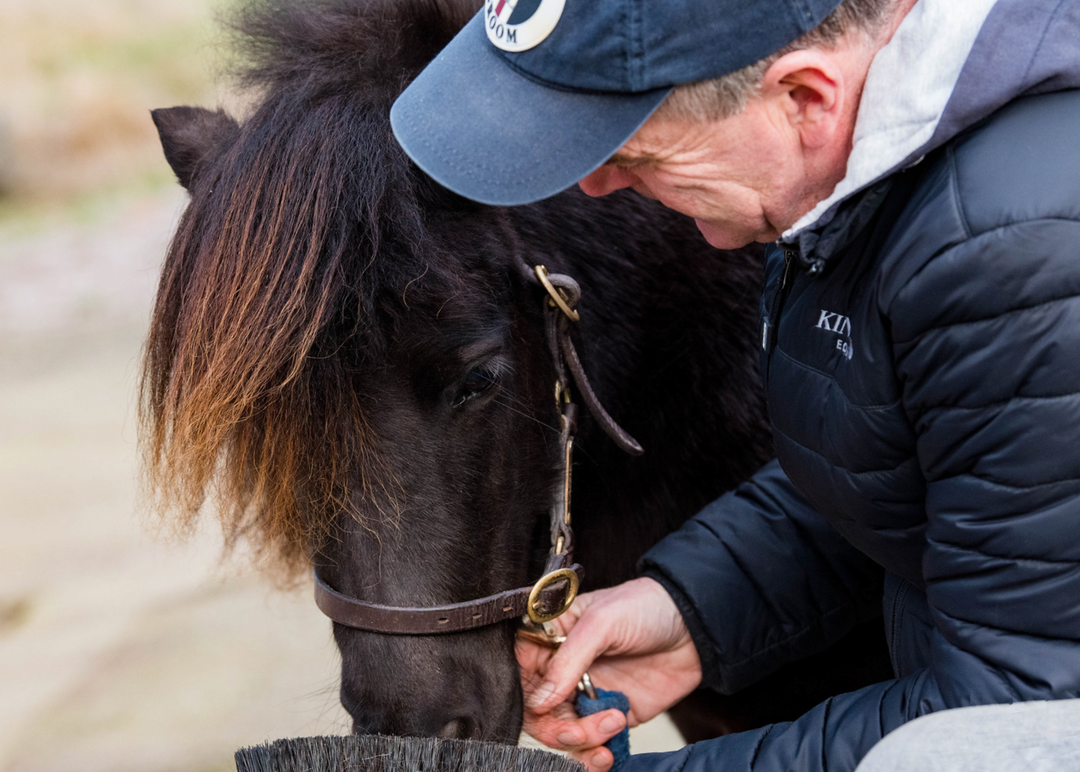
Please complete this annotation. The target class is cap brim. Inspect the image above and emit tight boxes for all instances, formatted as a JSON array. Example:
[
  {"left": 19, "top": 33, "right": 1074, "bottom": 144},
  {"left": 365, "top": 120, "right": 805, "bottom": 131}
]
[{"left": 390, "top": 12, "right": 671, "bottom": 207}]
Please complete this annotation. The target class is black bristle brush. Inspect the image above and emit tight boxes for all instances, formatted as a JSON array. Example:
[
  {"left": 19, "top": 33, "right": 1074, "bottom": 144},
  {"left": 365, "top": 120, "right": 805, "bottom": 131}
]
[{"left": 235, "top": 735, "right": 587, "bottom": 772}]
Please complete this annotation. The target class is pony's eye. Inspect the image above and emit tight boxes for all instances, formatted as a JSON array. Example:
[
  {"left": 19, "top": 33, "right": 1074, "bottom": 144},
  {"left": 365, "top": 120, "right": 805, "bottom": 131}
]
[{"left": 453, "top": 365, "right": 500, "bottom": 407}]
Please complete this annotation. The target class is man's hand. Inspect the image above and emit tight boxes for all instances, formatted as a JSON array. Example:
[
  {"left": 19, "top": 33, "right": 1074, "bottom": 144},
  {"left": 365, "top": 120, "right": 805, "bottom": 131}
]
[{"left": 516, "top": 577, "right": 703, "bottom": 772}]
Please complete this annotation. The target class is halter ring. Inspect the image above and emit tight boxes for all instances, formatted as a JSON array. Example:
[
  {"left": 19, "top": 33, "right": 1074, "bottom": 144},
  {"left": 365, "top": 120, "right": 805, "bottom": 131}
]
[
  {"left": 535, "top": 265, "right": 581, "bottom": 322},
  {"left": 527, "top": 568, "right": 580, "bottom": 624}
]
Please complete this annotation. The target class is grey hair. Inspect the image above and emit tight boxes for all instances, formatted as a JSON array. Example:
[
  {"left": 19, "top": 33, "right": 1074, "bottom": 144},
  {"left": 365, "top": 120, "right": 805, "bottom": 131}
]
[{"left": 656, "top": 0, "right": 896, "bottom": 122}]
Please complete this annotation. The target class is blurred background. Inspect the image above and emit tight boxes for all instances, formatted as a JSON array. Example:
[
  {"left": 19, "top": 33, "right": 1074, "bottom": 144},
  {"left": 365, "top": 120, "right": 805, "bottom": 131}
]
[
  {"left": 0, "top": 1, "right": 356, "bottom": 771},
  {"left": 0, "top": 1, "right": 681, "bottom": 770}
]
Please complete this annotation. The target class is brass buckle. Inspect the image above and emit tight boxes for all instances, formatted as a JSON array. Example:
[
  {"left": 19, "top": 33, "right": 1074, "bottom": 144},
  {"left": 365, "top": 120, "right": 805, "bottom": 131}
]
[
  {"left": 526, "top": 568, "right": 580, "bottom": 624},
  {"left": 535, "top": 265, "right": 581, "bottom": 322}
]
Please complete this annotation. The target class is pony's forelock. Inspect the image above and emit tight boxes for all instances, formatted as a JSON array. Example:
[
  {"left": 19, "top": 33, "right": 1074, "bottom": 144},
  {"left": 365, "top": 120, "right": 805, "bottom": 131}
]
[
  {"left": 141, "top": 0, "right": 471, "bottom": 580},
  {"left": 229, "top": 0, "right": 477, "bottom": 100}
]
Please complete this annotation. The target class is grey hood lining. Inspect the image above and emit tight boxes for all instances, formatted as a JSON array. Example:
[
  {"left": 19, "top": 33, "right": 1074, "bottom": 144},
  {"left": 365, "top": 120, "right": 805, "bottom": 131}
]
[{"left": 782, "top": 0, "right": 1080, "bottom": 265}]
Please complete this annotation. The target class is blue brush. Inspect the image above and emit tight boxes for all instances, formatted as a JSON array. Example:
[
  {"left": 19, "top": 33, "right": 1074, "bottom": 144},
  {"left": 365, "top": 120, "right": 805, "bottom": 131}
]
[
  {"left": 519, "top": 623, "right": 633, "bottom": 770},
  {"left": 574, "top": 681, "right": 631, "bottom": 772}
]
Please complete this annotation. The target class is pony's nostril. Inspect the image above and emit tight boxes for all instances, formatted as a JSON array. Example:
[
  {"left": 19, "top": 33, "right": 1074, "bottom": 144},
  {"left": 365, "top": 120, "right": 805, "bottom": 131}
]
[{"left": 439, "top": 717, "right": 478, "bottom": 739}]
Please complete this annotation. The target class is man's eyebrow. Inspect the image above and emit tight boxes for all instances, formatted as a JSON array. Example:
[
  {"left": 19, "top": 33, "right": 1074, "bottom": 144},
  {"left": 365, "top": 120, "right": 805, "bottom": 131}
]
[{"left": 606, "top": 150, "right": 660, "bottom": 169}]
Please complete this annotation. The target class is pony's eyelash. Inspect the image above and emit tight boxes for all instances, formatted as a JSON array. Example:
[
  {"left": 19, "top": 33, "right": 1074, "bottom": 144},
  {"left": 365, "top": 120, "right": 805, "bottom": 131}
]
[
  {"left": 463, "top": 354, "right": 513, "bottom": 384},
  {"left": 483, "top": 356, "right": 514, "bottom": 381}
]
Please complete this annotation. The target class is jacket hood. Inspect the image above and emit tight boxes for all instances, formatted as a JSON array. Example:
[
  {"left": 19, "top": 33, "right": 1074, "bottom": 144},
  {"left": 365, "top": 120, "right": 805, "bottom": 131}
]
[{"left": 783, "top": 0, "right": 1080, "bottom": 269}]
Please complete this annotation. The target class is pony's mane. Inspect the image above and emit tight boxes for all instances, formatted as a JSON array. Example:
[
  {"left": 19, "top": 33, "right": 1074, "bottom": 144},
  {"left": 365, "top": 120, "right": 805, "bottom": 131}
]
[
  {"left": 231, "top": 0, "right": 477, "bottom": 98},
  {"left": 142, "top": 0, "right": 479, "bottom": 580}
]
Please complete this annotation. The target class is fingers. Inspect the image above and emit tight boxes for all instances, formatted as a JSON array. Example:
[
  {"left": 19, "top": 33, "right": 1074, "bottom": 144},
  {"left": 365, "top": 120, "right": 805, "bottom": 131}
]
[
  {"left": 524, "top": 703, "right": 626, "bottom": 756},
  {"left": 523, "top": 617, "right": 611, "bottom": 713},
  {"left": 571, "top": 746, "right": 615, "bottom": 772},
  {"left": 516, "top": 638, "right": 559, "bottom": 709}
]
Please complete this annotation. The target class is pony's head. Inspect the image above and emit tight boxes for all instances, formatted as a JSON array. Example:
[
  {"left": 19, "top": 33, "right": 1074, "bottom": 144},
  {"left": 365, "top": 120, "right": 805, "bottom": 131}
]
[
  {"left": 144, "top": 0, "right": 562, "bottom": 740},
  {"left": 144, "top": 0, "right": 769, "bottom": 744}
]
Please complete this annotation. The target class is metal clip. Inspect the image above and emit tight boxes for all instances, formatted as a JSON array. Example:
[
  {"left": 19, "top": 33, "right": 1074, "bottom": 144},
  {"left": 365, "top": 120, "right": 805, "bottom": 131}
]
[
  {"left": 577, "top": 671, "right": 599, "bottom": 700},
  {"left": 517, "top": 620, "right": 566, "bottom": 648}
]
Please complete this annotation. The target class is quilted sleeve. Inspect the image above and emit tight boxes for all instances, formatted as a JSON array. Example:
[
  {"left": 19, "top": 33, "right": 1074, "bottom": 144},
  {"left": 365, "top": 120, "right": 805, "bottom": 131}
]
[
  {"left": 638, "top": 460, "right": 884, "bottom": 695},
  {"left": 885, "top": 214, "right": 1080, "bottom": 710}
]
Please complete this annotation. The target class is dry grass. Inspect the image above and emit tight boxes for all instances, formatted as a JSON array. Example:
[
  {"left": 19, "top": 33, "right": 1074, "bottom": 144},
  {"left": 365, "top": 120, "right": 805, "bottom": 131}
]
[{"left": 0, "top": 0, "right": 232, "bottom": 220}]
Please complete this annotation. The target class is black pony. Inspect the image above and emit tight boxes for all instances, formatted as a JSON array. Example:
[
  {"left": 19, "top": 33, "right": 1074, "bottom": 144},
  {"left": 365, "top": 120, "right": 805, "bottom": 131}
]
[{"left": 143, "top": 0, "right": 888, "bottom": 746}]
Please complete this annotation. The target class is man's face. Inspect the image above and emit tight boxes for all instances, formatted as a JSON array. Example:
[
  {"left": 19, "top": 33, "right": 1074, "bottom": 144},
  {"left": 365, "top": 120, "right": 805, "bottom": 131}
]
[{"left": 578, "top": 100, "right": 818, "bottom": 250}]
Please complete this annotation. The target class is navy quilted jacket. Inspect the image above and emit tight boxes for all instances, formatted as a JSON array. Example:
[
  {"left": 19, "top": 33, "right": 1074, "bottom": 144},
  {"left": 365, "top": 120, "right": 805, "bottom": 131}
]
[{"left": 633, "top": 1, "right": 1080, "bottom": 770}]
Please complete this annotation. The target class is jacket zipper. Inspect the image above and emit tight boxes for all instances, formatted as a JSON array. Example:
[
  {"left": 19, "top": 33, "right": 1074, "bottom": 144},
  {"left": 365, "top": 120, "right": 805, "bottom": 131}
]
[
  {"left": 889, "top": 579, "right": 910, "bottom": 674},
  {"left": 764, "top": 248, "right": 797, "bottom": 382}
]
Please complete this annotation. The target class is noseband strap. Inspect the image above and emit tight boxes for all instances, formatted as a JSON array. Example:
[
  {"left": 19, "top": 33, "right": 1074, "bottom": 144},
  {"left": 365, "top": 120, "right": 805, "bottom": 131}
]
[
  {"left": 314, "top": 564, "right": 584, "bottom": 634},
  {"left": 312, "top": 265, "right": 641, "bottom": 635}
]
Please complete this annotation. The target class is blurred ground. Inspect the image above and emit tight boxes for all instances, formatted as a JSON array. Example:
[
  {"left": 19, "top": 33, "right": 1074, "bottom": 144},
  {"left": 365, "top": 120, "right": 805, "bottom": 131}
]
[
  {"left": 0, "top": 188, "right": 353, "bottom": 772},
  {"left": 0, "top": 1, "right": 683, "bottom": 770},
  {"left": 0, "top": 0, "right": 229, "bottom": 208}
]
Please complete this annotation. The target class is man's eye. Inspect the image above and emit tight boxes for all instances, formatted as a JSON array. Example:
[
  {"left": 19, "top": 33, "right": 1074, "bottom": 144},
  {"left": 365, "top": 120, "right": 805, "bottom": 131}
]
[{"left": 453, "top": 365, "right": 500, "bottom": 406}]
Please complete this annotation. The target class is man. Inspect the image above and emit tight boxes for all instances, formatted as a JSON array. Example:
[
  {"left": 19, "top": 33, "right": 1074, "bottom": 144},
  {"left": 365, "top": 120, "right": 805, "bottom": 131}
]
[{"left": 390, "top": 0, "right": 1080, "bottom": 770}]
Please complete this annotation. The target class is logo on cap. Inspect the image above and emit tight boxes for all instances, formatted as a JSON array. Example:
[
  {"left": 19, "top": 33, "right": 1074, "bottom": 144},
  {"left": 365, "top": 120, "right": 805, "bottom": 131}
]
[{"left": 484, "top": 0, "right": 565, "bottom": 53}]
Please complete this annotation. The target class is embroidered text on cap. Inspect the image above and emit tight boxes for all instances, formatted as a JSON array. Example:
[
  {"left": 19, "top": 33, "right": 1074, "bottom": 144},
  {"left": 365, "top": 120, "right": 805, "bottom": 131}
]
[{"left": 484, "top": 0, "right": 566, "bottom": 53}]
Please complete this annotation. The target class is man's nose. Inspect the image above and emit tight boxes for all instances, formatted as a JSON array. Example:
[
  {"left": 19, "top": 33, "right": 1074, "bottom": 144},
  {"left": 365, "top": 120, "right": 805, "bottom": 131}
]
[{"left": 579, "top": 164, "right": 636, "bottom": 197}]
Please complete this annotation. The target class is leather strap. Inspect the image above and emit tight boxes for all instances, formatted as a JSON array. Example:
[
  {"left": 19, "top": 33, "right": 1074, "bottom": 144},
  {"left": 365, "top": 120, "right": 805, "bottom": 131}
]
[
  {"left": 310, "top": 265, "right": 641, "bottom": 635},
  {"left": 539, "top": 270, "right": 643, "bottom": 456},
  {"left": 314, "top": 564, "right": 583, "bottom": 634}
]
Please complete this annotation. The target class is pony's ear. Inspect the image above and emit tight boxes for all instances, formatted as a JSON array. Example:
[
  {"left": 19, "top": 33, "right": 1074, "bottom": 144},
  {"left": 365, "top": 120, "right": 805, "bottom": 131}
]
[{"left": 151, "top": 106, "right": 238, "bottom": 190}]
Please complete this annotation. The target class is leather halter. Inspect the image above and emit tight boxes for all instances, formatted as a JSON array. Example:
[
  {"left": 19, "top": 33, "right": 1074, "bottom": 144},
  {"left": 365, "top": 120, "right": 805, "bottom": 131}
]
[{"left": 313, "top": 265, "right": 642, "bottom": 635}]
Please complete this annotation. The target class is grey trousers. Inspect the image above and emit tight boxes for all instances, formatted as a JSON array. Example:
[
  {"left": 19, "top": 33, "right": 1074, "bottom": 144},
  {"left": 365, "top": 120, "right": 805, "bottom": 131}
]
[{"left": 854, "top": 700, "right": 1080, "bottom": 772}]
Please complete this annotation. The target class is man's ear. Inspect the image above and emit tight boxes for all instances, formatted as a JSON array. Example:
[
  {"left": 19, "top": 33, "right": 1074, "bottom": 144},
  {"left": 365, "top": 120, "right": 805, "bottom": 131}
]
[
  {"left": 150, "top": 106, "right": 239, "bottom": 190},
  {"left": 760, "top": 50, "right": 844, "bottom": 149}
]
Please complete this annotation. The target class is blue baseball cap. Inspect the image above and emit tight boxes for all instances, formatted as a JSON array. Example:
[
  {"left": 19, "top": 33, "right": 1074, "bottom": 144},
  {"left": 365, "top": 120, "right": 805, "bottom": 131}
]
[{"left": 391, "top": 0, "right": 845, "bottom": 206}]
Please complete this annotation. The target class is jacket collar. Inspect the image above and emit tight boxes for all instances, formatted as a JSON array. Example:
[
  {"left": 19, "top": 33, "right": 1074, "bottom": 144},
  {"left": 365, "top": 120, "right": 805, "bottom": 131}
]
[{"left": 781, "top": 0, "right": 1080, "bottom": 270}]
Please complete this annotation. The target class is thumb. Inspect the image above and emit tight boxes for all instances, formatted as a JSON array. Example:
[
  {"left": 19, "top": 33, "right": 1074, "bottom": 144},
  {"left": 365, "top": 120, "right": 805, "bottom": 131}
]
[{"left": 525, "top": 613, "right": 610, "bottom": 713}]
